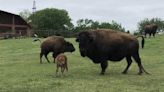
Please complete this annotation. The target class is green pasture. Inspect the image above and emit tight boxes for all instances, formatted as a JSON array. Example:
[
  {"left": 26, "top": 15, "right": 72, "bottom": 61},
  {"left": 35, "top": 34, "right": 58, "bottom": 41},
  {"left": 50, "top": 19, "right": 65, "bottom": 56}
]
[{"left": 0, "top": 35, "right": 164, "bottom": 92}]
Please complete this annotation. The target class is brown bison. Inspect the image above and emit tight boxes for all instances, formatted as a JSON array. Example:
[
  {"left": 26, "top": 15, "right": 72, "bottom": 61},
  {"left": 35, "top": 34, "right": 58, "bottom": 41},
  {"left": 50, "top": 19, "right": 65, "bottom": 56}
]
[
  {"left": 40, "top": 36, "right": 75, "bottom": 64},
  {"left": 144, "top": 24, "right": 158, "bottom": 38},
  {"left": 76, "top": 29, "right": 149, "bottom": 75}
]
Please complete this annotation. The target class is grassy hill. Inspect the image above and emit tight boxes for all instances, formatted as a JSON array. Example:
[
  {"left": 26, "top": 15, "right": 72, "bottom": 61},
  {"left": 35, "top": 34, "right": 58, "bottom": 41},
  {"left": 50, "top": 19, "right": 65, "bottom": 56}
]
[{"left": 0, "top": 35, "right": 164, "bottom": 92}]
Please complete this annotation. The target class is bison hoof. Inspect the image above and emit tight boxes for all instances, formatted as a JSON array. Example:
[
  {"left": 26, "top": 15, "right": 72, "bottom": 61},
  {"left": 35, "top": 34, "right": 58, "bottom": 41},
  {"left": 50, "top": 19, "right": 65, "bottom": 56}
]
[
  {"left": 122, "top": 71, "right": 127, "bottom": 74},
  {"left": 100, "top": 72, "right": 105, "bottom": 75},
  {"left": 138, "top": 72, "right": 143, "bottom": 75}
]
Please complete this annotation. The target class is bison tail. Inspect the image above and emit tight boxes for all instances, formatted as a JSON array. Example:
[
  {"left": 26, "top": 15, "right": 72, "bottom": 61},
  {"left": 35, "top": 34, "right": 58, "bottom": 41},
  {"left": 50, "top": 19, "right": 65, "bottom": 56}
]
[
  {"left": 136, "top": 35, "right": 145, "bottom": 49},
  {"left": 141, "top": 36, "right": 145, "bottom": 49},
  {"left": 141, "top": 65, "right": 150, "bottom": 75}
]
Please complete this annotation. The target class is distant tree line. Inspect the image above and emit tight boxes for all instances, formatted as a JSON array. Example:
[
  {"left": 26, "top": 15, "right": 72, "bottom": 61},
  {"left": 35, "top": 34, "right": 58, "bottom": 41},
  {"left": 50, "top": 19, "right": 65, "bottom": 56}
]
[
  {"left": 74, "top": 19, "right": 125, "bottom": 32},
  {"left": 19, "top": 8, "right": 126, "bottom": 37},
  {"left": 19, "top": 8, "right": 164, "bottom": 37}
]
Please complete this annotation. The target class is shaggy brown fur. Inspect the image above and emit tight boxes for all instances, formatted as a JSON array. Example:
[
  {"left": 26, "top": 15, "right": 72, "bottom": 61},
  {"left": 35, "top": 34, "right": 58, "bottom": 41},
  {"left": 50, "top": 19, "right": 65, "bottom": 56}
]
[
  {"left": 55, "top": 53, "right": 68, "bottom": 75},
  {"left": 76, "top": 29, "right": 149, "bottom": 75},
  {"left": 40, "top": 36, "right": 75, "bottom": 64}
]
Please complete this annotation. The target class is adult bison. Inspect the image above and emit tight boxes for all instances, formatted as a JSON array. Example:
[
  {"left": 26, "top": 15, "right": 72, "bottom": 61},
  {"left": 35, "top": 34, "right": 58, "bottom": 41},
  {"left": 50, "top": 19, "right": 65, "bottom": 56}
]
[
  {"left": 144, "top": 24, "right": 158, "bottom": 38},
  {"left": 40, "top": 36, "right": 75, "bottom": 64},
  {"left": 76, "top": 29, "right": 149, "bottom": 75}
]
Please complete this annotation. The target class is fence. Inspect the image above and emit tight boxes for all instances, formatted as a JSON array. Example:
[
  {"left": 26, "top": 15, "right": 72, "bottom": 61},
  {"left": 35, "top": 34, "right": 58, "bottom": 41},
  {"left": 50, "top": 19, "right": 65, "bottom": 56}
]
[{"left": 33, "top": 29, "right": 77, "bottom": 38}]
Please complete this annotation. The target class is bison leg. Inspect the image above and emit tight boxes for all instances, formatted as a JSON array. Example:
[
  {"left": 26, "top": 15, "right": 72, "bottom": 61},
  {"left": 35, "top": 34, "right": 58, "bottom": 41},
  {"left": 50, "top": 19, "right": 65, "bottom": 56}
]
[
  {"left": 61, "top": 66, "right": 65, "bottom": 75},
  {"left": 122, "top": 56, "right": 133, "bottom": 74},
  {"left": 153, "top": 33, "right": 155, "bottom": 38},
  {"left": 100, "top": 61, "right": 108, "bottom": 75},
  {"left": 44, "top": 53, "right": 50, "bottom": 63},
  {"left": 40, "top": 53, "right": 44, "bottom": 64},
  {"left": 132, "top": 53, "right": 143, "bottom": 75},
  {"left": 53, "top": 52, "right": 61, "bottom": 63},
  {"left": 149, "top": 33, "right": 152, "bottom": 38},
  {"left": 144, "top": 33, "right": 147, "bottom": 38},
  {"left": 56, "top": 65, "right": 59, "bottom": 75},
  {"left": 53, "top": 53, "right": 58, "bottom": 63},
  {"left": 65, "top": 64, "right": 68, "bottom": 71}
]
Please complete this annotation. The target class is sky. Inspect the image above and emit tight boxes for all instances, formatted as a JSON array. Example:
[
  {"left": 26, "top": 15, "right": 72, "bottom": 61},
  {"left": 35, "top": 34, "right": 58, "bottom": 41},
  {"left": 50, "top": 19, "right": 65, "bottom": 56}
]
[{"left": 0, "top": 0, "right": 164, "bottom": 32}]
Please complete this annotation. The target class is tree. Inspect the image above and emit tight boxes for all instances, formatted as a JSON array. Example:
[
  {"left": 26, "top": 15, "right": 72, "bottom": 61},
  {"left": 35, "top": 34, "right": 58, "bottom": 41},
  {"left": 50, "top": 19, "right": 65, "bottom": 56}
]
[
  {"left": 74, "top": 18, "right": 125, "bottom": 32},
  {"left": 76, "top": 19, "right": 93, "bottom": 27},
  {"left": 19, "top": 9, "right": 32, "bottom": 22},
  {"left": 29, "top": 8, "right": 73, "bottom": 37},
  {"left": 99, "top": 22, "right": 112, "bottom": 29},
  {"left": 90, "top": 21, "right": 100, "bottom": 29},
  {"left": 110, "top": 21, "right": 125, "bottom": 32},
  {"left": 76, "top": 19, "right": 93, "bottom": 30},
  {"left": 137, "top": 18, "right": 164, "bottom": 33}
]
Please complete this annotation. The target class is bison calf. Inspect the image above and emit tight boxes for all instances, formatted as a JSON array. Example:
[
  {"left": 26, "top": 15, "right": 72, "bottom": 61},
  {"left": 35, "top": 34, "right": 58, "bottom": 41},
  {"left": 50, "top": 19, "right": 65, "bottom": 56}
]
[{"left": 55, "top": 53, "right": 68, "bottom": 76}]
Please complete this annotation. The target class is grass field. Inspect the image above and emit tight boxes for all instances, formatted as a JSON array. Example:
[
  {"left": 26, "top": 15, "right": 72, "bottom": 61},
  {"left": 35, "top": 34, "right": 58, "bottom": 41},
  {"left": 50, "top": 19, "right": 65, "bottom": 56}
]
[{"left": 0, "top": 35, "right": 164, "bottom": 92}]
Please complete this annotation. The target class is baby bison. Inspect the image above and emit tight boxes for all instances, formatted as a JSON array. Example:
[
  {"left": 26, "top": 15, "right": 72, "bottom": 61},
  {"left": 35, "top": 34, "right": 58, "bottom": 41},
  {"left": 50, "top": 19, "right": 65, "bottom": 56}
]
[{"left": 55, "top": 53, "right": 68, "bottom": 75}]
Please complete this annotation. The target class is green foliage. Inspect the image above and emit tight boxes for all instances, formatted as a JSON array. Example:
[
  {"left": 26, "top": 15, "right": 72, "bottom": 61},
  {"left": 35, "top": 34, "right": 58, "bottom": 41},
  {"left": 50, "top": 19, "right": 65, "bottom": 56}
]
[
  {"left": 99, "top": 21, "right": 125, "bottom": 32},
  {"left": 76, "top": 19, "right": 93, "bottom": 27},
  {"left": 19, "top": 9, "right": 32, "bottom": 22},
  {"left": 74, "top": 19, "right": 125, "bottom": 32},
  {"left": 29, "top": 8, "right": 73, "bottom": 37},
  {"left": 74, "top": 19, "right": 94, "bottom": 32},
  {"left": 0, "top": 36, "right": 164, "bottom": 92},
  {"left": 137, "top": 18, "right": 164, "bottom": 33},
  {"left": 19, "top": 8, "right": 126, "bottom": 37}
]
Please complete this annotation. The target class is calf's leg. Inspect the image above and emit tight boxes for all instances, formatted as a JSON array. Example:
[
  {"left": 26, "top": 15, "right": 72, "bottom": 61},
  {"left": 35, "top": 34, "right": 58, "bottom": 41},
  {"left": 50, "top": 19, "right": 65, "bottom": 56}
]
[
  {"left": 61, "top": 66, "right": 65, "bottom": 76},
  {"left": 56, "top": 65, "right": 59, "bottom": 75}
]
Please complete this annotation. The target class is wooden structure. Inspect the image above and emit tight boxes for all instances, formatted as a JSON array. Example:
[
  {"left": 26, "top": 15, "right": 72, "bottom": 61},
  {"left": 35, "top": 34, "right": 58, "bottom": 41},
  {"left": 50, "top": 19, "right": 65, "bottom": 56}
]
[{"left": 0, "top": 10, "right": 32, "bottom": 39}]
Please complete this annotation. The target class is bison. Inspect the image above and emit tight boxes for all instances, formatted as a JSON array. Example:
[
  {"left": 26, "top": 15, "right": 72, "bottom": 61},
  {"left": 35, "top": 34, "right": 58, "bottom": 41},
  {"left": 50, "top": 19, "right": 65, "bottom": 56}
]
[
  {"left": 144, "top": 24, "right": 158, "bottom": 38},
  {"left": 55, "top": 53, "right": 68, "bottom": 76},
  {"left": 40, "top": 36, "right": 75, "bottom": 64},
  {"left": 76, "top": 29, "right": 149, "bottom": 75}
]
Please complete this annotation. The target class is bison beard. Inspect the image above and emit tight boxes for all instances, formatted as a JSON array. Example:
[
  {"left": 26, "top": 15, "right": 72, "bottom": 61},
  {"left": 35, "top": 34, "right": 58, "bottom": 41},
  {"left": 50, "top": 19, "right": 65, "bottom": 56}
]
[{"left": 76, "top": 29, "right": 149, "bottom": 75}]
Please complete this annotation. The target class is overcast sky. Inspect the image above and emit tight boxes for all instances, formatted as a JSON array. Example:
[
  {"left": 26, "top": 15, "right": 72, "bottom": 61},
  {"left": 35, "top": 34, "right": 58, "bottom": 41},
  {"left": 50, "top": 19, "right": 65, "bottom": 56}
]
[{"left": 0, "top": 0, "right": 164, "bottom": 32}]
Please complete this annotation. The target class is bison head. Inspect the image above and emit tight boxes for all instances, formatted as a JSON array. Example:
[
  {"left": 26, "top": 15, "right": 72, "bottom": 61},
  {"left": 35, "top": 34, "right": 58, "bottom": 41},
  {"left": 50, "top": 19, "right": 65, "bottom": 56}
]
[
  {"left": 76, "top": 31, "right": 94, "bottom": 57},
  {"left": 64, "top": 41, "right": 75, "bottom": 53},
  {"left": 152, "top": 24, "right": 158, "bottom": 31}
]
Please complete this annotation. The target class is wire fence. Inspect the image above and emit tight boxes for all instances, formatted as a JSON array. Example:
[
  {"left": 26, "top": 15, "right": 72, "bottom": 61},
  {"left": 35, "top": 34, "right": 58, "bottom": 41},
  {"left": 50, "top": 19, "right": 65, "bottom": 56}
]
[{"left": 33, "top": 29, "right": 77, "bottom": 38}]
